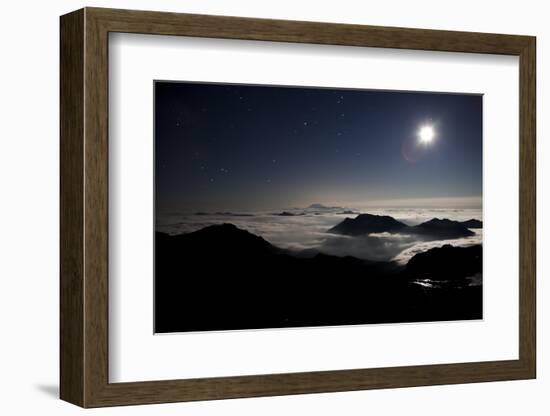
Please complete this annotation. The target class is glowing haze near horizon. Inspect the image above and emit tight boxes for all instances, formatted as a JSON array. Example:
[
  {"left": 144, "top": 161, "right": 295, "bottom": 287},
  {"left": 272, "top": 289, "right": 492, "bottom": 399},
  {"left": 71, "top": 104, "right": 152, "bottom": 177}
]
[{"left": 155, "top": 82, "right": 482, "bottom": 214}]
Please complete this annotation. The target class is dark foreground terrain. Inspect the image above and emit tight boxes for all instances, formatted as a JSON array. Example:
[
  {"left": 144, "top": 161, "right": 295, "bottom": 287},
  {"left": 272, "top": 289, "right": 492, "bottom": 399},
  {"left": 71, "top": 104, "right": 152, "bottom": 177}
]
[{"left": 155, "top": 223, "right": 482, "bottom": 333}]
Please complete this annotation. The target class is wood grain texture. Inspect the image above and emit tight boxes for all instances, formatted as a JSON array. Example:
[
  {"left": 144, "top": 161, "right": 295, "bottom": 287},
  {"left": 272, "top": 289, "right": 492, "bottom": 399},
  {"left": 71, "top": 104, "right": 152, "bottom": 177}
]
[
  {"left": 83, "top": 10, "right": 110, "bottom": 407},
  {"left": 88, "top": 7, "right": 532, "bottom": 54},
  {"left": 518, "top": 38, "right": 536, "bottom": 375},
  {"left": 59, "top": 8, "right": 84, "bottom": 407},
  {"left": 59, "top": 7, "right": 537, "bottom": 408}
]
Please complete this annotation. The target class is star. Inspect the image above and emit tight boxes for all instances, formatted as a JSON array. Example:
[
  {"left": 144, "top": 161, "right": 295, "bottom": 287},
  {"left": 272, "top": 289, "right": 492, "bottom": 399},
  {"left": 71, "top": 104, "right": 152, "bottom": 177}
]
[{"left": 303, "top": 121, "right": 308, "bottom": 126}]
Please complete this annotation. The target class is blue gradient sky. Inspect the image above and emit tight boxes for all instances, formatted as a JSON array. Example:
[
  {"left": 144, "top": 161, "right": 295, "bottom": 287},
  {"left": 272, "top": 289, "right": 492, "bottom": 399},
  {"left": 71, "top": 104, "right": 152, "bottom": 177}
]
[{"left": 155, "top": 82, "right": 482, "bottom": 213}]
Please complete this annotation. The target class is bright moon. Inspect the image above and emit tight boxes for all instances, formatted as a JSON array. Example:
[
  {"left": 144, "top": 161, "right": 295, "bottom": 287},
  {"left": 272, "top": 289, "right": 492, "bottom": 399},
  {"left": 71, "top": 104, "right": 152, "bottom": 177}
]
[{"left": 418, "top": 125, "right": 435, "bottom": 144}]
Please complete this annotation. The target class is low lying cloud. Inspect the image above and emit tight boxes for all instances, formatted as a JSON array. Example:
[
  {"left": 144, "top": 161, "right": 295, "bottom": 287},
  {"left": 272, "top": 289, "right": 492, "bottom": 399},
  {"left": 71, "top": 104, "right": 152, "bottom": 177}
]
[
  {"left": 392, "top": 229, "right": 482, "bottom": 265},
  {"left": 318, "top": 234, "right": 417, "bottom": 261},
  {"left": 157, "top": 208, "right": 482, "bottom": 264}
]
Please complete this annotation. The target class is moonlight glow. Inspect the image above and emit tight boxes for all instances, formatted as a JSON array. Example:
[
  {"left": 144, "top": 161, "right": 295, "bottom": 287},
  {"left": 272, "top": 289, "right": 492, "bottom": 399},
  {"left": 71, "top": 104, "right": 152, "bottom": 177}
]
[{"left": 418, "top": 125, "right": 435, "bottom": 144}]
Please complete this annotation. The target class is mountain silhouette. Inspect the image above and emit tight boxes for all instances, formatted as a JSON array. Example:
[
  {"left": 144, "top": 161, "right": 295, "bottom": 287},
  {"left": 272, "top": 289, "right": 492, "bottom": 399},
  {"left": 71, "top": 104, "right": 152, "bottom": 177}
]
[
  {"left": 273, "top": 211, "right": 304, "bottom": 216},
  {"left": 159, "top": 223, "right": 282, "bottom": 257},
  {"left": 460, "top": 219, "right": 483, "bottom": 228},
  {"left": 155, "top": 223, "right": 482, "bottom": 333},
  {"left": 328, "top": 214, "right": 475, "bottom": 239},
  {"left": 413, "top": 218, "right": 475, "bottom": 238},
  {"left": 328, "top": 213, "right": 408, "bottom": 235},
  {"left": 338, "top": 210, "right": 360, "bottom": 215},
  {"left": 406, "top": 244, "right": 482, "bottom": 280}
]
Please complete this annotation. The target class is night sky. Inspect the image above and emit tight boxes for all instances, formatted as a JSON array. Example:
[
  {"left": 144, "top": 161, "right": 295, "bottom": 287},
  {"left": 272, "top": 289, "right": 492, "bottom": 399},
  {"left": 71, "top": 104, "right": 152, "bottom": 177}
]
[{"left": 155, "top": 81, "right": 482, "bottom": 213}]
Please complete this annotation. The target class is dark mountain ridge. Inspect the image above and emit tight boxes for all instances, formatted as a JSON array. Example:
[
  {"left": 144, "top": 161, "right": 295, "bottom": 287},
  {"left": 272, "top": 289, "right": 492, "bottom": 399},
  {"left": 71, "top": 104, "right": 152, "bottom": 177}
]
[
  {"left": 307, "top": 203, "right": 341, "bottom": 210},
  {"left": 461, "top": 219, "right": 483, "bottom": 228},
  {"left": 406, "top": 244, "right": 482, "bottom": 280},
  {"left": 413, "top": 218, "right": 475, "bottom": 239},
  {"left": 328, "top": 213, "right": 479, "bottom": 239},
  {"left": 328, "top": 214, "right": 407, "bottom": 235},
  {"left": 273, "top": 211, "right": 304, "bottom": 216}
]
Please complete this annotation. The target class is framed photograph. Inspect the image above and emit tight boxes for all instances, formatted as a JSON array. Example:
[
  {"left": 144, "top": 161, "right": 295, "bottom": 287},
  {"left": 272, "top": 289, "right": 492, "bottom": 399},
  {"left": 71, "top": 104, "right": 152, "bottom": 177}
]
[{"left": 60, "top": 7, "right": 536, "bottom": 408}]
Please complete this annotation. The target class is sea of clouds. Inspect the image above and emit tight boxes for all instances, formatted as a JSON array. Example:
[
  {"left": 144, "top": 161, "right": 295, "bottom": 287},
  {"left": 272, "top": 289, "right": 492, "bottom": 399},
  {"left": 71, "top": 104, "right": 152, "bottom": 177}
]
[{"left": 156, "top": 206, "right": 482, "bottom": 265}]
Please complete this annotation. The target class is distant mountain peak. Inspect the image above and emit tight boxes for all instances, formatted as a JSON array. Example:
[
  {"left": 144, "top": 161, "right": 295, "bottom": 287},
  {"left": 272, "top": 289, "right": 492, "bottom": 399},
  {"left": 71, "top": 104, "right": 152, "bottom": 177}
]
[
  {"left": 273, "top": 211, "right": 303, "bottom": 216},
  {"left": 414, "top": 218, "right": 474, "bottom": 238},
  {"left": 329, "top": 213, "right": 475, "bottom": 239},
  {"left": 306, "top": 203, "right": 347, "bottom": 211},
  {"left": 308, "top": 203, "right": 327, "bottom": 209},
  {"left": 328, "top": 213, "right": 408, "bottom": 236}
]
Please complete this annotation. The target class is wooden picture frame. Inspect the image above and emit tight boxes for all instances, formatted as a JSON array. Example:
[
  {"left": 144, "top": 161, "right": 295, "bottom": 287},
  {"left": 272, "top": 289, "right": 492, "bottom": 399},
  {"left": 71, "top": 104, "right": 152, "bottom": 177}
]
[{"left": 60, "top": 7, "right": 536, "bottom": 408}]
